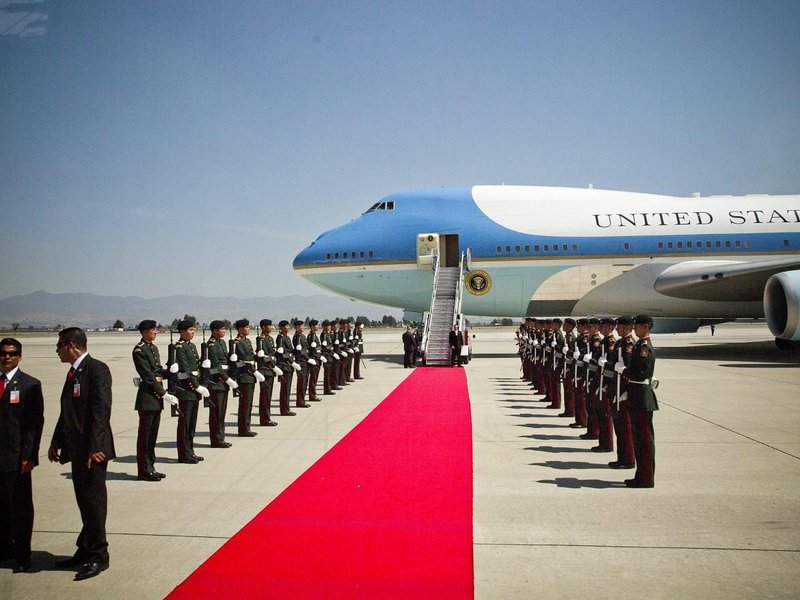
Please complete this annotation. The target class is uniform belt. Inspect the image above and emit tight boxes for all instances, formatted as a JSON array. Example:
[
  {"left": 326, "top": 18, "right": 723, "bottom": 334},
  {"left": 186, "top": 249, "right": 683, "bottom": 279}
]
[
  {"left": 220, "top": 365, "right": 228, "bottom": 370},
  {"left": 244, "top": 360, "right": 255, "bottom": 366},
  {"left": 628, "top": 379, "right": 650, "bottom": 385},
  {"left": 191, "top": 370, "right": 199, "bottom": 376}
]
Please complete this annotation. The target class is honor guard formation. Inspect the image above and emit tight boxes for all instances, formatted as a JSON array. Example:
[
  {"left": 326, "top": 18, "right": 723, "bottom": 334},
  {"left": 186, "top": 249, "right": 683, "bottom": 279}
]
[
  {"left": 0, "top": 318, "right": 366, "bottom": 581},
  {"left": 515, "top": 314, "right": 658, "bottom": 488}
]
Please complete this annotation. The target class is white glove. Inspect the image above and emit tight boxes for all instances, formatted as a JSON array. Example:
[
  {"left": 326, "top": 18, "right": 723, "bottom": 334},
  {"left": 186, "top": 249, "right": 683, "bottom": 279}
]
[
  {"left": 195, "top": 385, "right": 210, "bottom": 398},
  {"left": 334, "top": 340, "right": 340, "bottom": 345},
  {"left": 201, "top": 359, "right": 211, "bottom": 369},
  {"left": 348, "top": 349, "right": 354, "bottom": 355},
  {"left": 291, "top": 361, "right": 301, "bottom": 371},
  {"left": 322, "top": 341, "right": 328, "bottom": 347},
  {"left": 169, "top": 363, "right": 179, "bottom": 374},
  {"left": 533, "top": 340, "right": 540, "bottom": 347},
  {"left": 563, "top": 346, "right": 569, "bottom": 355},
  {"left": 163, "top": 393, "right": 179, "bottom": 406},
  {"left": 320, "top": 356, "right": 327, "bottom": 364},
  {"left": 226, "top": 377, "right": 239, "bottom": 390},
  {"left": 308, "top": 358, "right": 317, "bottom": 366},
  {"left": 277, "top": 347, "right": 285, "bottom": 354},
  {"left": 598, "top": 357, "right": 608, "bottom": 368},
  {"left": 254, "top": 371, "right": 265, "bottom": 383},
  {"left": 311, "top": 342, "right": 317, "bottom": 348},
  {"left": 295, "top": 344, "right": 302, "bottom": 350},
  {"left": 230, "top": 353, "right": 238, "bottom": 362},
  {"left": 614, "top": 362, "right": 625, "bottom": 374},
  {"left": 333, "top": 353, "right": 340, "bottom": 360},
  {"left": 272, "top": 366, "right": 284, "bottom": 377},
  {"left": 257, "top": 350, "right": 265, "bottom": 358},
  {"left": 583, "top": 353, "right": 592, "bottom": 363},
  {"left": 572, "top": 350, "right": 580, "bottom": 360},
  {"left": 354, "top": 347, "right": 360, "bottom": 354},
  {"left": 551, "top": 341, "right": 557, "bottom": 348}
]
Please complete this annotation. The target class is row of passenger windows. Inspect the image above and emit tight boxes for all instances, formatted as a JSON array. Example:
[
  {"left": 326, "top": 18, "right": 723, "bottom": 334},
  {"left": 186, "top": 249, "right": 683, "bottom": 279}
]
[
  {"left": 497, "top": 239, "right": 792, "bottom": 254},
  {"left": 326, "top": 250, "right": 374, "bottom": 260},
  {"left": 496, "top": 243, "right": 578, "bottom": 254}
]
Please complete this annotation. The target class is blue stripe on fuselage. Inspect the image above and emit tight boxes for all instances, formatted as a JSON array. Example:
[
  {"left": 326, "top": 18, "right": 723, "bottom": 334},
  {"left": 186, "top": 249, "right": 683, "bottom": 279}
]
[{"left": 293, "top": 188, "right": 800, "bottom": 268}]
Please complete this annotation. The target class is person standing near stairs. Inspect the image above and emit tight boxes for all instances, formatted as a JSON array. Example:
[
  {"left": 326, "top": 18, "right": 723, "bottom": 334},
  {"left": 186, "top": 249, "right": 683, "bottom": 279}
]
[{"left": 449, "top": 324, "right": 463, "bottom": 367}]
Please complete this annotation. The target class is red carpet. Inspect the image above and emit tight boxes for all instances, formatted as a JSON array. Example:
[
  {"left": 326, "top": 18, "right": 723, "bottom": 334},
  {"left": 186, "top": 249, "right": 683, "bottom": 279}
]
[{"left": 167, "top": 367, "right": 473, "bottom": 599}]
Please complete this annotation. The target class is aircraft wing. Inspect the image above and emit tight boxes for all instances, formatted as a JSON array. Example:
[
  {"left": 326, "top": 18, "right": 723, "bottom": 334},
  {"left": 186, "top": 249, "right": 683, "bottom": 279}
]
[{"left": 654, "top": 257, "right": 800, "bottom": 302}]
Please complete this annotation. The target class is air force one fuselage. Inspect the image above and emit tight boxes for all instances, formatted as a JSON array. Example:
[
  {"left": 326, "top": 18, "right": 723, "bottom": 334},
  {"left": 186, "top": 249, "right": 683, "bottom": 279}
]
[{"left": 293, "top": 186, "right": 800, "bottom": 345}]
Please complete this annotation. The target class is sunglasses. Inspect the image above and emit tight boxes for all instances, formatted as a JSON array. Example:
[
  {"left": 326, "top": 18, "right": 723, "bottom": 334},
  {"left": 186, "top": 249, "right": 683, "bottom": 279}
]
[{"left": 0, "top": 350, "right": 20, "bottom": 357}]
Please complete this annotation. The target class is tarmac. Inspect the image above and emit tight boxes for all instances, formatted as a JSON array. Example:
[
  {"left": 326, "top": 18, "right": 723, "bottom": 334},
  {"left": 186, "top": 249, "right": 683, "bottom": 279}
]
[{"left": 0, "top": 323, "right": 798, "bottom": 599}]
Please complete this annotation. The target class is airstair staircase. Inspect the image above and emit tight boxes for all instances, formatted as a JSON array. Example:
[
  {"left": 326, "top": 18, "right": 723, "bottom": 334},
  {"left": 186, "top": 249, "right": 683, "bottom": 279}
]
[{"left": 421, "top": 250, "right": 468, "bottom": 366}]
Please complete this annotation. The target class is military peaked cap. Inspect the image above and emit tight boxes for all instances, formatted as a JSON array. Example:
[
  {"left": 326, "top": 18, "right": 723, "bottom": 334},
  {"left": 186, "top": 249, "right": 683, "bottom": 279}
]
[{"left": 138, "top": 319, "right": 157, "bottom": 332}]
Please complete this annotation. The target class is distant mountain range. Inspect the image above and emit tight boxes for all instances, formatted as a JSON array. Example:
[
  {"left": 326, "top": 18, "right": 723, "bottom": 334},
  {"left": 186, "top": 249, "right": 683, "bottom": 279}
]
[{"left": 0, "top": 291, "right": 402, "bottom": 329}]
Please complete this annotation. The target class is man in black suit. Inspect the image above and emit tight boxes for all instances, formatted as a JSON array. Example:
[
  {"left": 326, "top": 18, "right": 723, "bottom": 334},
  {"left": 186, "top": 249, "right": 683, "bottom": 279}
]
[
  {"left": 449, "top": 324, "right": 463, "bottom": 367},
  {"left": 0, "top": 337, "right": 44, "bottom": 573},
  {"left": 48, "top": 327, "right": 115, "bottom": 581},
  {"left": 402, "top": 325, "right": 417, "bottom": 368}
]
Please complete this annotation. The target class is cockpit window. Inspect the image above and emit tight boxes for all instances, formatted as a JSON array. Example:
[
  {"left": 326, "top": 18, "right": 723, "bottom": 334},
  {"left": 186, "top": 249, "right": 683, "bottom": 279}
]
[{"left": 365, "top": 201, "right": 395, "bottom": 213}]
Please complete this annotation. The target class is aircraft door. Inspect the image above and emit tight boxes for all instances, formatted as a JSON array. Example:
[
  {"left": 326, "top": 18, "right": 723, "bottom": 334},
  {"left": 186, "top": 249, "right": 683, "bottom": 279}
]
[{"left": 442, "top": 234, "right": 460, "bottom": 267}]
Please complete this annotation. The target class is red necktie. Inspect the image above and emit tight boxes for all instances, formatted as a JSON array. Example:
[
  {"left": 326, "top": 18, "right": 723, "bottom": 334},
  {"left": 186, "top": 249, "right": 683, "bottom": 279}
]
[
  {"left": 0, "top": 374, "right": 6, "bottom": 398},
  {"left": 67, "top": 366, "right": 75, "bottom": 381}
]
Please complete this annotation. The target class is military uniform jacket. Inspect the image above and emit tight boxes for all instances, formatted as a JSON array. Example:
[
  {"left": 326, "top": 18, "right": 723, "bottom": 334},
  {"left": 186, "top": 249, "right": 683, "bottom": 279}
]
[
  {"left": 206, "top": 337, "right": 230, "bottom": 392},
  {"left": 355, "top": 328, "right": 364, "bottom": 353},
  {"left": 292, "top": 332, "right": 309, "bottom": 364},
  {"left": 233, "top": 336, "right": 256, "bottom": 384},
  {"left": 275, "top": 333, "right": 294, "bottom": 367},
  {"left": 256, "top": 334, "right": 277, "bottom": 378},
  {"left": 321, "top": 331, "right": 336, "bottom": 358},
  {"left": 175, "top": 339, "right": 202, "bottom": 400},
  {"left": 132, "top": 339, "right": 166, "bottom": 411},
  {"left": 0, "top": 369, "right": 45, "bottom": 472},
  {"left": 307, "top": 332, "right": 321, "bottom": 361},
  {"left": 624, "top": 337, "right": 658, "bottom": 412},
  {"left": 51, "top": 355, "right": 116, "bottom": 464}
]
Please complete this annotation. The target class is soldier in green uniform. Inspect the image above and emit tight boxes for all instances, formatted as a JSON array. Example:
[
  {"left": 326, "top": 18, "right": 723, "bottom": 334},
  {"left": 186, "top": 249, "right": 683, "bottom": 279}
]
[
  {"left": 306, "top": 319, "right": 322, "bottom": 401},
  {"left": 560, "top": 318, "right": 577, "bottom": 418},
  {"left": 232, "top": 319, "right": 259, "bottom": 437},
  {"left": 292, "top": 319, "right": 311, "bottom": 408},
  {"left": 275, "top": 320, "right": 297, "bottom": 416},
  {"left": 353, "top": 322, "right": 365, "bottom": 380},
  {"left": 580, "top": 317, "right": 603, "bottom": 441},
  {"left": 609, "top": 316, "right": 635, "bottom": 469},
  {"left": 172, "top": 320, "right": 209, "bottom": 463},
  {"left": 615, "top": 314, "right": 658, "bottom": 488},
  {"left": 205, "top": 320, "right": 237, "bottom": 447},
  {"left": 256, "top": 319, "right": 279, "bottom": 426},
  {"left": 592, "top": 317, "right": 617, "bottom": 453},
  {"left": 320, "top": 320, "right": 336, "bottom": 395},
  {"left": 132, "top": 320, "right": 176, "bottom": 481},
  {"left": 569, "top": 318, "right": 591, "bottom": 429}
]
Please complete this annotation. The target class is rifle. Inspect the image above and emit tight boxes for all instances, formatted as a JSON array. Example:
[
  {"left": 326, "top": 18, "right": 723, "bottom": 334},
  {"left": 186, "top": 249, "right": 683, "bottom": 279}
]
[
  {"left": 166, "top": 328, "right": 181, "bottom": 417},
  {"left": 228, "top": 328, "right": 239, "bottom": 397},
  {"left": 200, "top": 327, "right": 212, "bottom": 407},
  {"left": 614, "top": 346, "right": 622, "bottom": 411}
]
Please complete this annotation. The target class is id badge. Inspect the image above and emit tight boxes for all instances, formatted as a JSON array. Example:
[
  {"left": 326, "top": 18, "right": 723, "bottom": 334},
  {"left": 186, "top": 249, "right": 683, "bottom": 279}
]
[
  {"left": 9, "top": 390, "right": 19, "bottom": 404},
  {"left": 73, "top": 382, "right": 81, "bottom": 397}
]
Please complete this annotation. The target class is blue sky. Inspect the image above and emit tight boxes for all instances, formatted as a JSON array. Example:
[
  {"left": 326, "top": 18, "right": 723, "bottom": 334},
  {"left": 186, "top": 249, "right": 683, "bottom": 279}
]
[{"left": 2, "top": 0, "right": 799, "bottom": 299}]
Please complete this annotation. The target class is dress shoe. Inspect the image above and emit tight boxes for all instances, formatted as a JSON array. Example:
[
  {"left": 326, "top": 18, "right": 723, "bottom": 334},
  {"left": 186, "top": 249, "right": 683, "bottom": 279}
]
[
  {"left": 568, "top": 423, "right": 584, "bottom": 429},
  {"left": 192, "top": 454, "right": 204, "bottom": 461},
  {"left": 137, "top": 472, "right": 161, "bottom": 482},
  {"left": 545, "top": 405, "right": 560, "bottom": 409},
  {"left": 333, "top": 386, "right": 343, "bottom": 390},
  {"left": 13, "top": 559, "right": 31, "bottom": 573},
  {"left": 625, "top": 479, "right": 654, "bottom": 488},
  {"left": 154, "top": 471, "right": 166, "bottom": 478},
  {"left": 355, "top": 376, "right": 364, "bottom": 380},
  {"left": 260, "top": 421, "right": 278, "bottom": 427},
  {"left": 55, "top": 555, "right": 86, "bottom": 569},
  {"left": 579, "top": 433, "right": 599, "bottom": 440},
  {"left": 591, "top": 446, "right": 613, "bottom": 453},
  {"left": 212, "top": 442, "right": 233, "bottom": 448},
  {"left": 296, "top": 403, "right": 311, "bottom": 408},
  {"left": 74, "top": 561, "right": 109, "bottom": 581},
  {"left": 239, "top": 431, "right": 257, "bottom": 437},
  {"left": 178, "top": 457, "right": 199, "bottom": 464},
  {"left": 324, "top": 392, "right": 336, "bottom": 395},
  {"left": 608, "top": 462, "right": 634, "bottom": 469},
  {"left": 281, "top": 411, "right": 296, "bottom": 416},
  {"left": 308, "top": 397, "right": 321, "bottom": 401},
  {"left": 557, "top": 412, "right": 574, "bottom": 418}
]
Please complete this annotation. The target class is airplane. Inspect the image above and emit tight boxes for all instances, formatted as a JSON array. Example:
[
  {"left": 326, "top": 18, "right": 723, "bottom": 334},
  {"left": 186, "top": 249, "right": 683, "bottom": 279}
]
[{"left": 293, "top": 186, "right": 800, "bottom": 349}]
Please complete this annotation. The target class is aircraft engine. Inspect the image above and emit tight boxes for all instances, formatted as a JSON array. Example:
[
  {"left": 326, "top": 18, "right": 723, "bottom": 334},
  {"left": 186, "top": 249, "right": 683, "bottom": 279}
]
[{"left": 763, "top": 270, "right": 800, "bottom": 342}]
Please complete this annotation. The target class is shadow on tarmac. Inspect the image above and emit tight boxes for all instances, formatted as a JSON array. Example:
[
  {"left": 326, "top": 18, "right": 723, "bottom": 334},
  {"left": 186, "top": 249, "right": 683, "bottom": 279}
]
[{"left": 537, "top": 478, "right": 628, "bottom": 489}]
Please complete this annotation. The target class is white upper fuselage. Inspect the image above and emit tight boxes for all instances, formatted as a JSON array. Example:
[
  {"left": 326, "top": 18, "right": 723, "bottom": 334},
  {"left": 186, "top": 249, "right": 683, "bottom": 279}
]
[{"left": 293, "top": 186, "right": 800, "bottom": 319}]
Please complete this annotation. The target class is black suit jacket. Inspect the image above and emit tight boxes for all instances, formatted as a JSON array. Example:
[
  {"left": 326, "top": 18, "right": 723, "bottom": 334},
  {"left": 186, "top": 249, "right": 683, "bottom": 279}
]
[
  {"left": 51, "top": 355, "right": 116, "bottom": 465},
  {"left": 0, "top": 369, "right": 45, "bottom": 472},
  {"left": 449, "top": 330, "right": 463, "bottom": 349}
]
